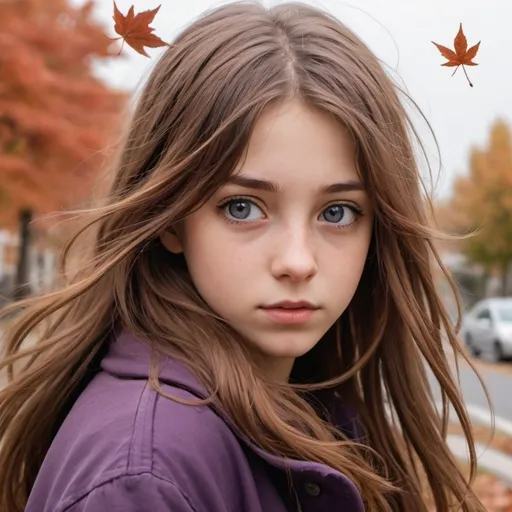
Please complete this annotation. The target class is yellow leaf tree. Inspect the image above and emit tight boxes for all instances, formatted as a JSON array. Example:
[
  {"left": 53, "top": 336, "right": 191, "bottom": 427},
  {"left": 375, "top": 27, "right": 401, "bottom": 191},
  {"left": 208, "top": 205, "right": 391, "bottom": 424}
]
[{"left": 444, "top": 119, "right": 512, "bottom": 295}]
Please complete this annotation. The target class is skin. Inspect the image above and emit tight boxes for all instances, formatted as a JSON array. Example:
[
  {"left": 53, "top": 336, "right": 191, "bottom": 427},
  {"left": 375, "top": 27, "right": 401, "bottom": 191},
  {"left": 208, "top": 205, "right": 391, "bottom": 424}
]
[{"left": 161, "top": 99, "right": 374, "bottom": 382}]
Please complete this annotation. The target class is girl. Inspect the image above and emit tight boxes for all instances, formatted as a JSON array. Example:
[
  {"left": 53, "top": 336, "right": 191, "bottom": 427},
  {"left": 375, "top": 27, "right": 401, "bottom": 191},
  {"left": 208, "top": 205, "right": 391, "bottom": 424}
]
[{"left": 0, "top": 2, "right": 487, "bottom": 511}]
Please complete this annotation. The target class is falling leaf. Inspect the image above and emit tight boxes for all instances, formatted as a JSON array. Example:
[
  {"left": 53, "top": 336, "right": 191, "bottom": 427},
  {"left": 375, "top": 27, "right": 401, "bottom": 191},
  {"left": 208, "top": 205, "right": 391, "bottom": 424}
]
[
  {"left": 432, "top": 23, "right": 481, "bottom": 87},
  {"left": 110, "top": 2, "right": 169, "bottom": 58}
]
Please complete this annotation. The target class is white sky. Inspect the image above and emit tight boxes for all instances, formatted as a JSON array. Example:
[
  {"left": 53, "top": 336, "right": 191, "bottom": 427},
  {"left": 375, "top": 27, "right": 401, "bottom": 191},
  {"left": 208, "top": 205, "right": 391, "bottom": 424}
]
[{"left": 81, "top": 0, "right": 508, "bottom": 199}]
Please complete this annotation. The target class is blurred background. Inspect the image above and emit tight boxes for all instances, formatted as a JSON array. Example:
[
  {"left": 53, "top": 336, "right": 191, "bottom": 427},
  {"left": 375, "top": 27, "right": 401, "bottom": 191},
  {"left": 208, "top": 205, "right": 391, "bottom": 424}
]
[{"left": 1, "top": 0, "right": 512, "bottom": 507}]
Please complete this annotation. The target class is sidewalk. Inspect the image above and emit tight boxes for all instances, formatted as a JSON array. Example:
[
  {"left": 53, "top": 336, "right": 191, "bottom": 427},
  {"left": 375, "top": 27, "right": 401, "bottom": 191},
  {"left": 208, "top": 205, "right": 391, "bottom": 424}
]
[
  {"left": 448, "top": 435, "right": 512, "bottom": 486},
  {"left": 443, "top": 400, "right": 512, "bottom": 487}
]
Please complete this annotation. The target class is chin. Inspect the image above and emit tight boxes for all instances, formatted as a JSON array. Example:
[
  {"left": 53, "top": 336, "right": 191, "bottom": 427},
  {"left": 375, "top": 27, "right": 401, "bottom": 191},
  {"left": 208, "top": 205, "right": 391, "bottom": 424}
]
[{"left": 258, "top": 339, "right": 316, "bottom": 360}]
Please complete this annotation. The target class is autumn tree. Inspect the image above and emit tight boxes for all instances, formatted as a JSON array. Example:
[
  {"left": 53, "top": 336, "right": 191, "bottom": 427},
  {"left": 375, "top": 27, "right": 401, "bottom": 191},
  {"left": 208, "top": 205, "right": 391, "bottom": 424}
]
[
  {"left": 0, "top": 0, "right": 128, "bottom": 294},
  {"left": 442, "top": 119, "right": 512, "bottom": 295}
]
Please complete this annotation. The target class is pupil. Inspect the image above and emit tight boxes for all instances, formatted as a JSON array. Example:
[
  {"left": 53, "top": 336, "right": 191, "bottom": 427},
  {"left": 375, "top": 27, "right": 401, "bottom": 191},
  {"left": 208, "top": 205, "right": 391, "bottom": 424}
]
[
  {"left": 325, "top": 205, "right": 344, "bottom": 222},
  {"left": 230, "top": 201, "right": 250, "bottom": 219}
]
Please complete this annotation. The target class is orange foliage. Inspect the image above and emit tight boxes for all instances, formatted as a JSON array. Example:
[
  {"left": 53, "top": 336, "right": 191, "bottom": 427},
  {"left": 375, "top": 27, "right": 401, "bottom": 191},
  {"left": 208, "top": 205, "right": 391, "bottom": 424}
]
[
  {"left": 0, "top": 0, "right": 128, "bottom": 230},
  {"left": 442, "top": 119, "right": 512, "bottom": 274}
]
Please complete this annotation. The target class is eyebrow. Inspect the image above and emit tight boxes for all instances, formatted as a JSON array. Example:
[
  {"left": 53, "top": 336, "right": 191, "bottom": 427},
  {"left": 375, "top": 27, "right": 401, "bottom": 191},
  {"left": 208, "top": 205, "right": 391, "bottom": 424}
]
[{"left": 225, "top": 175, "right": 365, "bottom": 194}]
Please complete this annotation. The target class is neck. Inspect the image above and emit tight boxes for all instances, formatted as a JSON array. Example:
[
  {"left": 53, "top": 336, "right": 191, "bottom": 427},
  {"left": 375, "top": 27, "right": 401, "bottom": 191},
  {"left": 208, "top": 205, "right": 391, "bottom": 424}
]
[{"left": 254, "top": 354, "right": 296, "bottom": 383}]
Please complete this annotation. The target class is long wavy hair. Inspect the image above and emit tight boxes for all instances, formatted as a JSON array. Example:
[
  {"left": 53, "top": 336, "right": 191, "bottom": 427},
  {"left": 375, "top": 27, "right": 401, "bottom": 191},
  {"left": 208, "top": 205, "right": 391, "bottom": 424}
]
[{"left": 0, "top": 2, "right": 488, "bottom": 511}]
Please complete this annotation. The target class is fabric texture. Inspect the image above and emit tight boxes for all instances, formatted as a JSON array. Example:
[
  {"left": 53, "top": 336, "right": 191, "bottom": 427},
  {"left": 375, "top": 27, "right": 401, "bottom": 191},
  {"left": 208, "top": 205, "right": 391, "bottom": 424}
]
[{"left": 25, "top": 331, "right": 364, "bottom": 512}]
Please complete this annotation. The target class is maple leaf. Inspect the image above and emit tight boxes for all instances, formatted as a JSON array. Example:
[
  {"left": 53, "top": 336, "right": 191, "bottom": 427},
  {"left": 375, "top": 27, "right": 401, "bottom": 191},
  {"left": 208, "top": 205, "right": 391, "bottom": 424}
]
[
  {"left": 110, "top": 2, "right": 169, "bottom": 58},
  {"left": 432, "top": 23, "right": 481, "bottom": 87}
]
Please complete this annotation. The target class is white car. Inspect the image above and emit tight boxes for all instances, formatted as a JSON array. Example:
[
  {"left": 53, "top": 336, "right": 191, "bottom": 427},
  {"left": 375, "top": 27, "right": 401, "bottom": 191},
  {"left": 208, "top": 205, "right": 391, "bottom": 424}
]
[{"left": 462, "top": 297, "right": 512, "bottom": 362}]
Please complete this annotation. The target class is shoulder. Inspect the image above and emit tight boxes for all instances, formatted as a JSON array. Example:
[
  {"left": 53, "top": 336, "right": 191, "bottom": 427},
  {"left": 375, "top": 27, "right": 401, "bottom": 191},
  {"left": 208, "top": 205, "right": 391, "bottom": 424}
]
[
  {"left": 152, "top": 381, "right": 247, "bottom": 473},
  {"left": 62, "top": 473, "right": 196, "bottom": 512},
  {"left": 28, "top": 372, "right": 253, "bottom": 512}
]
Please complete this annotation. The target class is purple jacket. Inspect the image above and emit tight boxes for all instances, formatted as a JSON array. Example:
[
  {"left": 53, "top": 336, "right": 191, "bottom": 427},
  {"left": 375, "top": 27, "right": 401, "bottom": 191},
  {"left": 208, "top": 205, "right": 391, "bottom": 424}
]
[{"left": 26, "top": 331, "right": 364, "bottom": 511}]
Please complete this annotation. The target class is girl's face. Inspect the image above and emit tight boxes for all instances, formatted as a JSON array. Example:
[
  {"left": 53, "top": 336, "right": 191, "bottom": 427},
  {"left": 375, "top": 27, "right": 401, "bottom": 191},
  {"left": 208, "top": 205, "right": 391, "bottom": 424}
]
[{"left": 162, "top": 100, "right": 374, "bottom": 381}]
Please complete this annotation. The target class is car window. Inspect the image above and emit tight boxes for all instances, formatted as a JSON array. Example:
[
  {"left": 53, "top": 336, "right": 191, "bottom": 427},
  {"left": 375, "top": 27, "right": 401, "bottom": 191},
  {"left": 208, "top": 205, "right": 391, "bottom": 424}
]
[
  {"left": 476, "top": 309, "right": 491, "bottom": 320},
  {"left": 496, "top": 306, "right": 512, "bottom": 323}
]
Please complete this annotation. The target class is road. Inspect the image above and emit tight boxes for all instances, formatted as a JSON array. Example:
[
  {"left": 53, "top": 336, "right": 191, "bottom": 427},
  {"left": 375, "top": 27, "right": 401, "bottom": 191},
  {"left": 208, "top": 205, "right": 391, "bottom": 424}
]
[
  {"left": 458, "top": 363, "right": 512, "bottom": 420},
  {"left": 430, "top": 360, "right": 512, "bottom": 423}
]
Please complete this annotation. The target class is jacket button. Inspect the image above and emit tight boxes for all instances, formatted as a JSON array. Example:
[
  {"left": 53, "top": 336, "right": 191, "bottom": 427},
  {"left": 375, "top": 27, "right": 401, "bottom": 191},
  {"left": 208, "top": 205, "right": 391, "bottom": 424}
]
[{"left": 304, "top": 481, "right": 321, "bottom": 497}]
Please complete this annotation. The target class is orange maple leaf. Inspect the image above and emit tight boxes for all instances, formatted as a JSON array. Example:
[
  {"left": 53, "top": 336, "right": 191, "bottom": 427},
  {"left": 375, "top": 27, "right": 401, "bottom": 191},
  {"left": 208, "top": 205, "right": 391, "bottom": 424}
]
[
  {"left": 432, "top": 23, "right": 480, "bottom": 87},
  {"left": 109, "top": 2, "right": 169, "bottom": 58}
]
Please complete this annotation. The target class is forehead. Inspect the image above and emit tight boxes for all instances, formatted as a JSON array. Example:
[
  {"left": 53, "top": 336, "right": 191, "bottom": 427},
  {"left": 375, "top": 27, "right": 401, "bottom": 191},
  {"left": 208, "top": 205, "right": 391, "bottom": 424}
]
[{"left": 236, "top": 100, "right": 361, "bottom": 188}]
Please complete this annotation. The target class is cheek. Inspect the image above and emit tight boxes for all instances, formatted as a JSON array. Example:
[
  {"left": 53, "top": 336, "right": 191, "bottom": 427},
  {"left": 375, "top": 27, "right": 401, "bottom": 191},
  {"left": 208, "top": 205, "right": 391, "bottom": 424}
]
[
  {"left": 183, "top": 224, "right": 252, "bottom": 295},
  {"left": 334, "top": 255, "right": 366, "bottom": 287},
  {"left": 186, "top": 251, "right": 249, "bottom": 319},
  {"left": 331, "top": 233, "right": 372, "bottom": 289}
]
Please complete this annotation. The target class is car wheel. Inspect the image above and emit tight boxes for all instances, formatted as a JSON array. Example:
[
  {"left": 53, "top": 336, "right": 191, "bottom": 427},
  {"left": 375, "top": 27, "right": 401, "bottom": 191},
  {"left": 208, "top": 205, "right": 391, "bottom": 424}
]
[
  {"left": 465, "top": 333, "right": 479, "bottom": 357},
  {"left": 491, "top": 341, "right": 504, "bottom": 363}
]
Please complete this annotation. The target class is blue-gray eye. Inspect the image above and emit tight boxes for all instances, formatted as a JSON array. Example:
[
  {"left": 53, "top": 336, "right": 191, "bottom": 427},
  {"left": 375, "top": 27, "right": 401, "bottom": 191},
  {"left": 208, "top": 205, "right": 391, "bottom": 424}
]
[
  {"left": 322, "top": 205, "right": 356, "bottom": 226},
  {"left": 226, "top": 200, "right": 263, "bottom": 221}
]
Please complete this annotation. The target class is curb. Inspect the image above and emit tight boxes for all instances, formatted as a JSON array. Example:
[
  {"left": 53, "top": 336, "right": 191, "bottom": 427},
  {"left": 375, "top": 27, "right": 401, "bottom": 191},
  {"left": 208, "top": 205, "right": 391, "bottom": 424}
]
[
  {"left": 465, "top": 404, "right": 512, "bottom": 437},
  {"left": 436, "top": 401, "right": 512, "bottom": 485},
  {"left": 448, "top": 434, "right": 512, "bottom": 486}
]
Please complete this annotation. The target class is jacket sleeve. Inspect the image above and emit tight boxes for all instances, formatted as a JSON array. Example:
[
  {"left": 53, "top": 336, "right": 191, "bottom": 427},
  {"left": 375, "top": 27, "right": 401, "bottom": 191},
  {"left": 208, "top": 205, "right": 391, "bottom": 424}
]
[{"left": 65, "top": 472, "right": 196, "bottom": 512}]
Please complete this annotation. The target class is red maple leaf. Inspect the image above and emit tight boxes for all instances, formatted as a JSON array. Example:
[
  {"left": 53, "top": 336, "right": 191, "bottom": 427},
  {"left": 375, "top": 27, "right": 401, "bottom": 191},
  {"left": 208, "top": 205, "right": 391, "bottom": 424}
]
[
  {"left": 109, "top": 2, "right": 169, "bottom": 58},
  {"left": 432, "top": 23, "right": 481, "bottom": 87}
]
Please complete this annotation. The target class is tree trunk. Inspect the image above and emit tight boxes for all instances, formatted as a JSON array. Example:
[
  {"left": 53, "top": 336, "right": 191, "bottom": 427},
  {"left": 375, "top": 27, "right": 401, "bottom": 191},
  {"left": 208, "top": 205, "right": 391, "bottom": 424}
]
[
  {"left": 13, "top": 208, "right": 32, "bottom": 300},
  {"left": 480, "top": 269, "right": 490, "bottom": 300}
]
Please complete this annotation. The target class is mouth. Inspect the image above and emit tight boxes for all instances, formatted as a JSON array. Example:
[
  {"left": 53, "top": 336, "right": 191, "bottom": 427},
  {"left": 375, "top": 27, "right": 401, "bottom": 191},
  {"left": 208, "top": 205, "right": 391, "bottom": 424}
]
[
  {"left": 258, "top": 303, "right": 319, "bottom": 324},
  {"left": 260, "top": 300, "right": 319, "bottom": 310}
]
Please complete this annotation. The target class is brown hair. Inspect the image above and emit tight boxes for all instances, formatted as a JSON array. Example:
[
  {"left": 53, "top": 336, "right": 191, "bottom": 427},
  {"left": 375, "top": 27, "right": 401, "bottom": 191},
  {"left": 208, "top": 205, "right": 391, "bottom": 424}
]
[{"left": 0, "top": 2, "right": 488, "bottom": 510}]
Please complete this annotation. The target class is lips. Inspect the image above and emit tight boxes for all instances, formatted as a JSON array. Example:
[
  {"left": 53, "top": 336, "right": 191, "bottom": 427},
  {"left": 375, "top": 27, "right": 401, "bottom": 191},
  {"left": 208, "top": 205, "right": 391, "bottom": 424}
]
[
  {"left": 261, "top": 300, "right": 319, "bottom": 310},
  {"left": 259, "top": 302, "right": 319, "bottom": 324}
]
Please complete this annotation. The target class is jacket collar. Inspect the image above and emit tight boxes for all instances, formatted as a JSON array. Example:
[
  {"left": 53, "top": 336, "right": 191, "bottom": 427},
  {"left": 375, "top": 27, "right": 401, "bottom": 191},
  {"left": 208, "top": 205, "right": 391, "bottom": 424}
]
[
  {"left": 101, "top": 331, "right": 364, "bottom": 510},
  {"left": 101, "top": 330, "right": 205, "bottom": 399}
]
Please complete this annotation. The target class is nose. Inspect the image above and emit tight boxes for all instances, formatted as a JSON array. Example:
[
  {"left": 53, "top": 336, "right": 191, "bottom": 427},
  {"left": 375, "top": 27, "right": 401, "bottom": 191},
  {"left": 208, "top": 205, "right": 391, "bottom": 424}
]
[{"left": 270, "top": 224, "right": 318, "bottom": 282}]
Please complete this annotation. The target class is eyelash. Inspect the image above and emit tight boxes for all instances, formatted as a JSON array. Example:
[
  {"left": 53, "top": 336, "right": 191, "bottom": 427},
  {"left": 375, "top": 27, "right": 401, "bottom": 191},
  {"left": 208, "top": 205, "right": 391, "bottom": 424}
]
[{"left": 216, "top": 195, "right": 364, "bottom": 229}]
